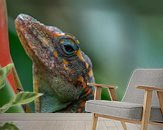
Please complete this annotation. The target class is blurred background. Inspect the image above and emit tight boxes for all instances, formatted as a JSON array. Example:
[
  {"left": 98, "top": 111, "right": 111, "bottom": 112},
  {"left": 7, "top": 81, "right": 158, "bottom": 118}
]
[{"left": 7, "top": 0, "right": 163, "bottom": 100}]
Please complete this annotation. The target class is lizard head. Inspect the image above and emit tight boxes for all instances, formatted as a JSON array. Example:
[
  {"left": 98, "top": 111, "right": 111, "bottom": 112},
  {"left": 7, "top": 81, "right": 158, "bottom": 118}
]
[{"left": 15, "top": 14, "right": 94, "bottom": 99}]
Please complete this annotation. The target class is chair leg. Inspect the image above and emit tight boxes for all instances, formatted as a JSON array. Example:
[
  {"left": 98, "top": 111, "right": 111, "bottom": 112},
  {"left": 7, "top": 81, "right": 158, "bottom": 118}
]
[
  {"left": 141, "top": 123, "right": 148, "bottom": 130},
  {"left": 92, "top": 113, "right": 98, "bottom": 130},
  {"left": 121, "top": 121, "right": 127, "bottom": 130},
  {"left": 141, "top": 90, "right": 152, "bottom": 130}
]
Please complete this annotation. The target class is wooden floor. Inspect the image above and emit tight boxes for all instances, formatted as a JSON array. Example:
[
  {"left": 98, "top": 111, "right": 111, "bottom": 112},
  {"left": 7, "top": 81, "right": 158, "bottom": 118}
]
[{"left": 0, "top": 113, "right": 141, "bottom": 130}]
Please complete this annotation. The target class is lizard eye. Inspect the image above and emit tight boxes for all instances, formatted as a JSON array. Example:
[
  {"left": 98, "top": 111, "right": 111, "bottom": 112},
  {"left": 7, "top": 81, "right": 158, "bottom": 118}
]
[
  {"left": 64, "top": 44, "right": 75, "bottom": 54},
  {"left": 60, "top": 38, "right": 79, "bottom": 55}
]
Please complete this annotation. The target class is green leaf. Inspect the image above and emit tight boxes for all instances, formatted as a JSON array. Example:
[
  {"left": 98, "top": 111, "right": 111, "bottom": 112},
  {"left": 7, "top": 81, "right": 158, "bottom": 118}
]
[
  {"left": 0, "top": 122, "right": 19, "bottom": 130},
  {"left": 0, "top": 100, "right": 13, "bottom": 113},
  {"left": 2, "top": 63, "right": 14, "bottom": 76},
  {"left": 12, "top": 92, "right": 43, "bottom": 106},
  {"left": 0, "top": 63, "right": 14, "bottom": 89},
  {"left": 0, "top": 92, "right": 42, "bottom": 113},
  {"left": 0, "top": 81, "right": 6, "bottom": 89}
]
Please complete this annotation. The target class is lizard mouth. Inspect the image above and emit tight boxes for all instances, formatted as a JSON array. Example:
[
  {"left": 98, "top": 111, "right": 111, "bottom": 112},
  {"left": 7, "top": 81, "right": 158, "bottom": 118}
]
[
  {"left": 15, "top": 14, "right": 37, "bottom": 61},
  {"left": 15, "top": 14, "right": 63, "bottom": 66}
]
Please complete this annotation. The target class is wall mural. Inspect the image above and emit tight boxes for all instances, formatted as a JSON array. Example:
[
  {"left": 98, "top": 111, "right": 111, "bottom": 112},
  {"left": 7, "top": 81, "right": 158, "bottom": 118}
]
[
  {"left": 15, "top": 14, "right": 94, "bottom": 112},
  {"left": 1, "top": 1, "right": 163, "bottom": 114}
]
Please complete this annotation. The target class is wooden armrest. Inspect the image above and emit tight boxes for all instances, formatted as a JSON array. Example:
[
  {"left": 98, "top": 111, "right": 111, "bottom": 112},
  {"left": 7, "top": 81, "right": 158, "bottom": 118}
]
[
  {"left": 139, "top": 86, "right": 163, "bottom": 123},
  {"left": 137, "top": 86, "right": 163, "bottom": 120},
  {"left": 87, "top": 83, "right": 118, "bottom": 101},
  {"left": 87, "top": 83, "right": 117, "bottom": 89},
  {"left": 137, "top": 86, "right": 163, "bottom": 92}
]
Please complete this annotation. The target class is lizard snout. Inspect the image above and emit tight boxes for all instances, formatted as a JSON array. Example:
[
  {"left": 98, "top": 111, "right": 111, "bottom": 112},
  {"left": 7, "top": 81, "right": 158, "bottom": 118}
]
[{"left": 15, "top": 13, "right": 41, "bottom": 27}]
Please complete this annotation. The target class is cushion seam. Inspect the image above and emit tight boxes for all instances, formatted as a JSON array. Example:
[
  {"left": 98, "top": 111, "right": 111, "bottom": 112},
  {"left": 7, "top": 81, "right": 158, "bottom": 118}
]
[{"left": 87, "top": 102, "right": 143, "bottom": 109}]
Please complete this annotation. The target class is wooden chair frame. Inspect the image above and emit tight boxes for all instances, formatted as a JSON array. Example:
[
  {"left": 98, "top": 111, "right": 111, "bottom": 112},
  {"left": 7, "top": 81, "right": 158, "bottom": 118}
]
[{"left": 87, "top": 83, "right": 163, "bottom": 130}]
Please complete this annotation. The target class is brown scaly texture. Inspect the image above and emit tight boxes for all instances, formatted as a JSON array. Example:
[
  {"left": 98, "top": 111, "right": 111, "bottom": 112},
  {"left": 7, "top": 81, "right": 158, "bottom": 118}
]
[{"left": 15, "top": 14, "right": 95, "bottom": 112}]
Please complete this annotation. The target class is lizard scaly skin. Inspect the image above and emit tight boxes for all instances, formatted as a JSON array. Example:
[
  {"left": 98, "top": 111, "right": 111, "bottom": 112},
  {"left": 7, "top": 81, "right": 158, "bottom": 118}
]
[{"left": 15, "top": 14, "right": 95, "bottom": 112}]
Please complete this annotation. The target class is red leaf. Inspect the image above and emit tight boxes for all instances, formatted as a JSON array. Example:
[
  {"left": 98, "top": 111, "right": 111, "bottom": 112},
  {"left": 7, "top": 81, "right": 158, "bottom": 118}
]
[{"left": 0, "top": 0, "right": 16, "bottom": 92}]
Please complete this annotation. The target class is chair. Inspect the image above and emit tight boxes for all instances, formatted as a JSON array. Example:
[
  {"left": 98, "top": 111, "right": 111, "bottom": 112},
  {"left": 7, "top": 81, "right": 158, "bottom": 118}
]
[{"left": 85, "top": 69, "right": 163, "bottom": 130}]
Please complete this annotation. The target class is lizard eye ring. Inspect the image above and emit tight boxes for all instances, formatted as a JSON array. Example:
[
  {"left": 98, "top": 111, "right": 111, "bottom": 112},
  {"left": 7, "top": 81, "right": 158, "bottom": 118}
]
[
  {"left": 57, "top": 34, "right": 80, "bottom": 56},
  {"left": 61, "top": 40, "right": 78, "bottom": 55}
]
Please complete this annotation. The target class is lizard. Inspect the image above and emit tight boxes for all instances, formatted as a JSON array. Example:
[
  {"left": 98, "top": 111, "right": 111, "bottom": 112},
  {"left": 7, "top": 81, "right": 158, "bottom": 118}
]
[{"left": 15, "top": 14, "right": 95, "bottom": 113}]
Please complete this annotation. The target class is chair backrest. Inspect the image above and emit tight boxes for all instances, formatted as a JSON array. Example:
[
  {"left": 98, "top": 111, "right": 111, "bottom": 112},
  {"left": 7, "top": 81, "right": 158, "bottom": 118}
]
[{"left": 122, "top": 69, "right": 163, "bottom": 107}]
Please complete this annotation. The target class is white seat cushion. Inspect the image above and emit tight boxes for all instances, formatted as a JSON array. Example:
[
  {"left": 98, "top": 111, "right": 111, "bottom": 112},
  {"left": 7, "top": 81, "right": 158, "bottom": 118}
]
[{"left": 85, "top": 100, "right": 163, "bottom": 122}]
